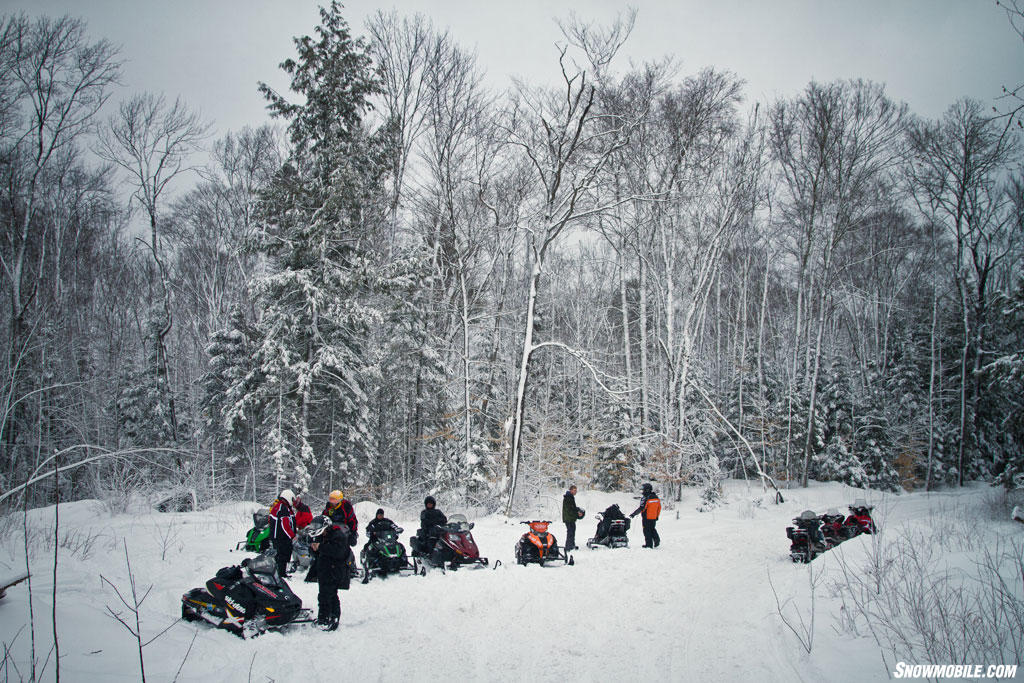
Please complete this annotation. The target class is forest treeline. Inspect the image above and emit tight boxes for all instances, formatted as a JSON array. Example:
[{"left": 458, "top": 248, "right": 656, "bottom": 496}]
[{"left": 3, "top": 4, "right": 1024, "bottom": 512}]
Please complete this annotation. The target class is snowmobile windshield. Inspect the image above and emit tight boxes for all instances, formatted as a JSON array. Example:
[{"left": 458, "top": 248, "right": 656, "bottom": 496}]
[
  {"left": 446, "top": 514, "right": 472, "bottom": 532},
  {"left": 246, "top": 554, "right": 276, "bottom": 577}
]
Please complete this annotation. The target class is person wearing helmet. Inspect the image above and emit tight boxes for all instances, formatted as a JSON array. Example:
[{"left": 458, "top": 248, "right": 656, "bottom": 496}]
[
  {"left": 629, "top": 483, "right": 662, "bottom": 548},
  {"left": 307, "top": 515, "right": 351, "bottom": 631},
  {"left": 269, "top": 489, "right": 297, "bottom": 576},
  {"left": 414, "top": 496, "right": 447, "bottom": 557},
  {"left": 323, "top": 490, "right": 358, "bottom": 546}
]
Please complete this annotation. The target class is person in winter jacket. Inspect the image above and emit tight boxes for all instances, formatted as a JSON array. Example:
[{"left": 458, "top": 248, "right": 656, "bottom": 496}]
[
  {"left": 415, "top": 496, "right": 447, "bottom": 555},
  {"left": 308, "top": 515, "right": 351, "bottom": 631},
  {"left": 323, "top": 490, "right": 358, "bottom": 545},
  {"left": 629, "top": 483, "right": 661, "bottom": 548},
  {"left": 366, "top": 508, "right": 400, "bottom": 542},
  {"left": 293, "top": 493, "right": 313, "bottom": 529},
  {"left": 269, "top": 489, "right": 297, "bottom": 576},
  {"left": 562, "top": 485, "right": 581, "bottom": 551}
]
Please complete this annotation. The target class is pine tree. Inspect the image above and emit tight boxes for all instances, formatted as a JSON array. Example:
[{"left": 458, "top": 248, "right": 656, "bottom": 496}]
[
  {"left": 117, "top": 307, "right": 179, "bottom": 452},
  {"left": 201, "top": 305, "right": 262, "bottom": 488},
  {"left": 983, "top": 279, "right": 1024, "bottom": 490},
  {"left": 812, "top": 358, "right": 871, "bottom": 488},
  {"left": 247, "top": 2, "right": 394, "bottom": 493}
]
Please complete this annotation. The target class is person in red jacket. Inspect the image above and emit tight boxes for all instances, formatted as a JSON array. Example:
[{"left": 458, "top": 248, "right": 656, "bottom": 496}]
[
  {"left": 630, "top": 483, "right": 662, "bottom": 548},
  {"left": 293, "top": 493, "right": 313, "bottom": 529},
  {"left": 269, "top": 489, "right": 297, "bottom": 576}
]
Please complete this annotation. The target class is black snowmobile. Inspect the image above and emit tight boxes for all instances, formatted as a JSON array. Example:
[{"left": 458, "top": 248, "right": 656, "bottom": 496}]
[
  {"left": 360, "top": 526, "right": 414, "bottom": 583},
  {"left": 586, "top": 504, "right": 631, "bottom": 549},
  {"left": 786, "top": 510, "right": 827, "bottom": 563},
  {"left": 181, "top": 554, "right": 313, "bottom": 638}
]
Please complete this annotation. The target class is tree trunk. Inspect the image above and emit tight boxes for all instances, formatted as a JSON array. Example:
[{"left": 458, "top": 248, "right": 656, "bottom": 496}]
[{"left": 504, "top": 244, "right": 541, "bottom": 516}]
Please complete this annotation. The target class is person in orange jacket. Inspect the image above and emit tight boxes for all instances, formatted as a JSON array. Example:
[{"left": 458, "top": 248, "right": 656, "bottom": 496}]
[{"left": 629, "top": 483, "right": 661, "bottom": 548}]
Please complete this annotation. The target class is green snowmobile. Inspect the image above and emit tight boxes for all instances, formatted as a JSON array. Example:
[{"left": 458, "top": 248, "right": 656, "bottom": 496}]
[{"left": 237, "top": 508, "right": 272, "bottom": 553}]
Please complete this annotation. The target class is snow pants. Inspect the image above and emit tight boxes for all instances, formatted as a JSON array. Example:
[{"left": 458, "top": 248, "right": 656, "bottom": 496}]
[
  {"left": 641, "top": 518, "right": 660, "bottom": 548},
  {"left": 317, "top": 580, "right": 340, "bottom": 622},
  {"left": 273, "top": 535, "right": 293, "bottom": 576},
  {"left": 564, "top": 521, "right": 577, "bottom": 550}
]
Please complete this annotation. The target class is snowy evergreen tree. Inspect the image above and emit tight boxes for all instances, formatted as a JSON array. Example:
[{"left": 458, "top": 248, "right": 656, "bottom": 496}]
[
  {"left": 592, "top": 404, "right": 638, "bottom": 492},
  {"left": 246, "top": 2, "right": 394, "bottom": 492},
  {"left": 811, "top": 358, "right": 870, "bottom": 488},
  {"left": 116, "top": 307, "right": 179, "bottom": 453},
  {"left": 201, "top": 305, "right": 263, "bottom": 489},
  {"left": 983, "top": 278, "right": 1024, "bottom": 490}
]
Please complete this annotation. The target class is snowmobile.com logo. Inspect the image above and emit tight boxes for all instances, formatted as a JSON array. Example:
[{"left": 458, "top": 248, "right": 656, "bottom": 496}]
[{"left": 892, "top": 663, "right": 1018, "bottom": 679}]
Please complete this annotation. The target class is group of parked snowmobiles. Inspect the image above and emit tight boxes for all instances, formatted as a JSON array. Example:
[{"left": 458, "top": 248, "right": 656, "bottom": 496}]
[
  {"left": 187, "top": 494, "right": 657, "bottom": 637},
  {"left": 785, "top": 499, "right": 878, "bottom": 563},
  {"left": 184, "top": 504, "right": 496, "bottom": 638}
]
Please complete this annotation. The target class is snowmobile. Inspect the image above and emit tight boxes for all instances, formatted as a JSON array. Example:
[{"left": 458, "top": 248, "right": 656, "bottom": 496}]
[
  {"left": 844, "top": 499, "right": 877, "bottom": 535},
  {"left": 586, "top": 504, "right": 631, "bottom": 549},
  {"left": 181, "top": 554, "right": 313, "bottom": 638},
  {"left": 411, "top": 514, "right": 490, "bottom": 574},
  {"left": 289, "top": 527, "right": 314, "bottom": 574},
  {"left": 818, "top": 509, "right": 847, "bottom": 548},
  {"left": 786, "top": 510, "right": 826, "bottom": 563},
  {"left": 515, "top": 520, "right": 574, "bottom": 566},
  {"left": 360, "top": 526, "right": 414, "bottom": 583},
  {"left": 236, "top": 508, "right": 271, "bottom": 553}
]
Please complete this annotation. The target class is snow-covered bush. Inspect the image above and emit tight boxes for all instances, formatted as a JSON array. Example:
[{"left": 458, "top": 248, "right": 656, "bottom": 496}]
[{"left": 832, "top": 503, "right": 1024, "bottom": 667}]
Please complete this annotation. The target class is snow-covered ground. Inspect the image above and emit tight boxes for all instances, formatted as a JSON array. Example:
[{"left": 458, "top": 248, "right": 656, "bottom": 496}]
[{"left": 1, "top": 481, "right": 1020, "bottom": 682}]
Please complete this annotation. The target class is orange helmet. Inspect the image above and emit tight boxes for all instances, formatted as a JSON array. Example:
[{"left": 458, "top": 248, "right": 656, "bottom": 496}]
[{"left": 328, "top": 490, "right": 343, "bottom": 505}]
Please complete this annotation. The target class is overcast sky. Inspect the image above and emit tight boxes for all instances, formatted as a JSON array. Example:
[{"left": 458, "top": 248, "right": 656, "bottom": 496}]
[{"left": 3, "top": 0, "right": 1021, "bottom": 140}]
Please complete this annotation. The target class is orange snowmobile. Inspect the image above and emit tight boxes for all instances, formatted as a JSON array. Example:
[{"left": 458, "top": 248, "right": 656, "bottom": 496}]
[{"left": 515, "top": 520, "right": 574, "bottom": 566}]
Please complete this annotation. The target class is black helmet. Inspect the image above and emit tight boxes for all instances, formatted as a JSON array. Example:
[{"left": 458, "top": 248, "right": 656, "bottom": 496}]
[
  {"left": 424, "top": 496, "right": 436, "bottom": 507},
  {"left": 306, "top": 515, "right": 332, "bottom": 539},
  {"left": 642, "top": 482, "right": 653, "bottom": 493}
]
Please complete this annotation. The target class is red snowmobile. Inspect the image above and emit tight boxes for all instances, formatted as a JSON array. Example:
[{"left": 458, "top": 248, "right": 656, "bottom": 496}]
[
  {"left": 412, "top": 514, "right": 490, "bottom": 574},
  {"left": 515, "top": 520, "right": 573, "bottom": 566},
  {"left": 818, "top": 509, "right": 847, "bottom": 548},
  {"left": 843, "top": 499, "right": 878, "bottom": 536}
]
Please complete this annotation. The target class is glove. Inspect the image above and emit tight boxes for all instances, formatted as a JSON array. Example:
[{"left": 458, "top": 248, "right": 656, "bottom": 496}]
[{"left": 629, "top": 512, "right": 637, "bottom": 518}]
